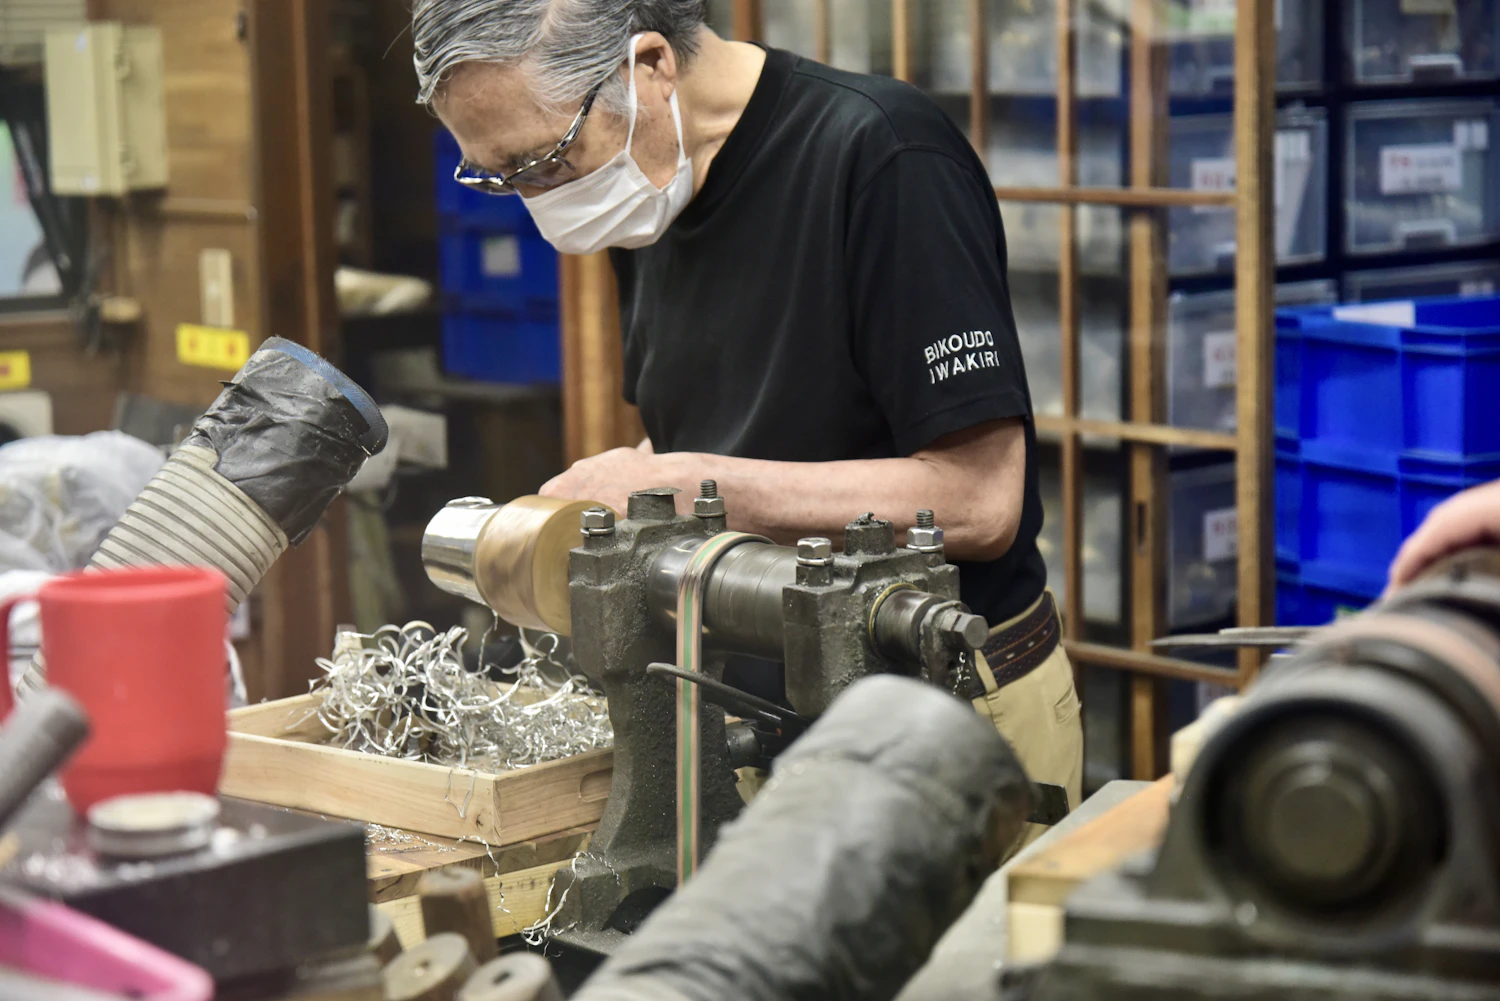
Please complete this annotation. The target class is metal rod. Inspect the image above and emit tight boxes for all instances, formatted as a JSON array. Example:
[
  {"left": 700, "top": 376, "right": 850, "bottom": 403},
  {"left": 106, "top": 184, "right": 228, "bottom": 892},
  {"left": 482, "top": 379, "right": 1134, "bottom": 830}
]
[{"left": 994, "top": 185, "right": 1236, "bottom": 207}]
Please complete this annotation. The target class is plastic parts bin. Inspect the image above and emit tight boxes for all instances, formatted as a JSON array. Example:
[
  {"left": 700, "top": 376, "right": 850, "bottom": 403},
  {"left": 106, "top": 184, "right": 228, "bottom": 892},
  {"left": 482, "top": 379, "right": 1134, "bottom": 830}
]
[
  {"left": 1169, "top": 108, "right": 1327, "bottom": 274},
  {"left": 1344, "top": 99, "right": 1500, "bottom": 254}
]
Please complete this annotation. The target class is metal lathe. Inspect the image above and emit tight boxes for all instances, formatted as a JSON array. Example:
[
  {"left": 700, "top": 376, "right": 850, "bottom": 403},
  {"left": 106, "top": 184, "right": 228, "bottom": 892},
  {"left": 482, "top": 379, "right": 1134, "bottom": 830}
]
[{"left": 422, "top": 483, "right": 999, "bottom": 953}]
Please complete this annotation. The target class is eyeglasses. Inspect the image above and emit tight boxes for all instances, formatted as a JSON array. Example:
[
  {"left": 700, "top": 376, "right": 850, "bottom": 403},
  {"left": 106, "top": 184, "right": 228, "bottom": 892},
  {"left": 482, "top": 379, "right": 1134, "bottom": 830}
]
[{"left": 453, "top": 78, "right": 607, "bottom": 196}]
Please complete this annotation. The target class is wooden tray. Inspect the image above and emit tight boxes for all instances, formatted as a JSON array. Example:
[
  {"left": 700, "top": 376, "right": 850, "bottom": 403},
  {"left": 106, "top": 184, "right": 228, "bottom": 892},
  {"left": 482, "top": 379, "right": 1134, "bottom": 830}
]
[{"left": 223, "top": 694, "right": 613, "bottom": 847}]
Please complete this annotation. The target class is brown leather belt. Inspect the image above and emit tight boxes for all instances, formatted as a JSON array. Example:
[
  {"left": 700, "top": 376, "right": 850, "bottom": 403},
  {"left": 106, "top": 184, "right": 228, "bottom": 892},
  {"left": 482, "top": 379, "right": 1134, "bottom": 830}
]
[{"left": 978, "top": 591, "right": 1061, "bottom": 693}]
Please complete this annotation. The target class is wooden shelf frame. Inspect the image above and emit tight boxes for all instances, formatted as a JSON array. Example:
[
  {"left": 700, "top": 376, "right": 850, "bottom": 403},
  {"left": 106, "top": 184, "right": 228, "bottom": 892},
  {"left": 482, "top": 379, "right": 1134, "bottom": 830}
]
[{"left": 787, "top": 0, "right": 1276, "bottom": 775}]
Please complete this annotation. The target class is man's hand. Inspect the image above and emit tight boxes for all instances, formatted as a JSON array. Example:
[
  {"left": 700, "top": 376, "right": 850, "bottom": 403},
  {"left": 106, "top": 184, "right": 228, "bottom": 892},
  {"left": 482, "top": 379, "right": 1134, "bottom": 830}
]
[
  {"left": 1389, "top": 479, "right": 1500, "bottom": 589},
  {"left": 539, "top": 447, "right": 687, "bottom": 517}
]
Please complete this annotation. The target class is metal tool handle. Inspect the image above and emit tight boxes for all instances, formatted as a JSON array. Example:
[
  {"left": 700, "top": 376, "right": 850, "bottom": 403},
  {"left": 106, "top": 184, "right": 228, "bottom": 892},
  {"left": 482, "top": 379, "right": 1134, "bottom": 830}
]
[{"left": 0, "top": 688, "right": 90, "bottom": 832}]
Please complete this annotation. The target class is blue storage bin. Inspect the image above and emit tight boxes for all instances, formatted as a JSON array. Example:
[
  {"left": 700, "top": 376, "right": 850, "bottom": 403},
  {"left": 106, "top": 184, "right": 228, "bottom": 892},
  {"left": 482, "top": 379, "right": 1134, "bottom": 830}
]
[
  {"left": 1276, "top": 294, "right": 1500, "bottom": 465},
  {"left": 1276, "top": 563, "right": 1377, "bottom": 627},
  {"left": 440, "top": 228, "right": 559, "bottom": 314},
  {"left": 433, "top": 129, "right": 537, "bottom": 232},
  {"left": 1274, "top": 437, "right": 1500, "bottom": 594},
  {"left": 442, "top": 310, "right": 561, "bottom": 385}
]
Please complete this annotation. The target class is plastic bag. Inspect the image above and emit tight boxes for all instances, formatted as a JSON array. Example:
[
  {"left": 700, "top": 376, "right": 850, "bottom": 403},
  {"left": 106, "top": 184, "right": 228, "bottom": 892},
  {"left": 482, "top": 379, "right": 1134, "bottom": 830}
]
[{"left": 0, "top": 432, "right": 167, "bottom": 573}]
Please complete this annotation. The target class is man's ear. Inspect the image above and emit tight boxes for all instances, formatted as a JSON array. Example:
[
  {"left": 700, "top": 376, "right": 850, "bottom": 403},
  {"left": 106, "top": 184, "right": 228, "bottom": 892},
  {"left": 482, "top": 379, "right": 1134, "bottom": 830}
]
[{"left": 633, "top": 31, "right": 679, "bottom": 104}]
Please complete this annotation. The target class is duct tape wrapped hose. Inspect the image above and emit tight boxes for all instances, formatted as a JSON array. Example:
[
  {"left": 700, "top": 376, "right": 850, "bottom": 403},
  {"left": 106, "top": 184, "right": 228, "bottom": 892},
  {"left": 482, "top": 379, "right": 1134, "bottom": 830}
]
[
  {"left": 574, "top": 675, "right": 1034, "bottom": 1001},
  {"left": 16, "top": 338, "right": 387, "bottom": 698}
]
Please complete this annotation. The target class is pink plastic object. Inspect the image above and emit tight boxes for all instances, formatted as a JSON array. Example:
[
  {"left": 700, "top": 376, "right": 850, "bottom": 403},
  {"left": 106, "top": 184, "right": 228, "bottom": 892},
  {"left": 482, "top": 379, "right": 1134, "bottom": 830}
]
[
  {"left": 0, "top": 886, "right": 213, "bottom": 1001},
  {"left": 0, "top": 567, "right": 229, "bottom": 810}
]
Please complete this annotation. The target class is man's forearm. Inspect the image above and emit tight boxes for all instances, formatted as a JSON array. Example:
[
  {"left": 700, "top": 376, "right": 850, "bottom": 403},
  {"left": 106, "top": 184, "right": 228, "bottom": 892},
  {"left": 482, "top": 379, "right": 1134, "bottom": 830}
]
[{"left": 655, "top": 452, "right": 1020, "bottom": 561}]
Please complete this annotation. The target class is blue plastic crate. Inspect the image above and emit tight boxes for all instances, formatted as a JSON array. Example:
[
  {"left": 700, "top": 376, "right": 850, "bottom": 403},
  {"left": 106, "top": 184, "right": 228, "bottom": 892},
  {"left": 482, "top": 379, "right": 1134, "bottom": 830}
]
[
  {"left": 1276, "top": 563, "right": 1377, "bottom": 627},
  {"left": 1276, "top": 294, "right": 1500, "bottom": 465},
  {"left": 442, "top": 310, "right": 560, "bottom": 385},
  {"left": 433, "top": 129, "right": 537, "bottom": 232},
  {"left": 1274, "top": 437, "right": 1500, "bottom": 594},
  {"left": 439, "top": 228, "right": 559, "bottom": 315}
]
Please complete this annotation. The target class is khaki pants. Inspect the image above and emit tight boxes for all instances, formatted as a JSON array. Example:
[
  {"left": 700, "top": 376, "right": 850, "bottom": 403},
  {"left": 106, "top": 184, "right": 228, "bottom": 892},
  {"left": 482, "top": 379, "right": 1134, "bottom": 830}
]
[{"left": 971, "top": 591, "right": 1083, "bottom": 860}]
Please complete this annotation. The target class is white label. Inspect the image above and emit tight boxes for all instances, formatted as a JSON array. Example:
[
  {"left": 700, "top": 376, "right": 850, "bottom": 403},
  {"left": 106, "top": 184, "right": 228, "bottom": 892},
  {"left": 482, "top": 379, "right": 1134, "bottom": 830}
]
[
  {"left": 1379, "top": 143, "right": 1463, "bottom": 195},
  {"left": 1334, "top": 301, "right": 1417, "bottom": 327},
  {"left": 1191, "top": 156, "right": 1237, "bottom": 195},
  {"left": 1203, "top": 507, "right": 1239, "bottom": 563},
  {"left": 1203, "top": 330, "right": 1238, "bottom": 388},
  {"left": 1455, "top": 120, "right": 1490, "bottom": 152},
  {"left": 1401, "top": 0, "right": 1457, "bottom": 14},
  {"left": 481, "top": 235, "right": 522, "bottom": 277},
  {"left": 1460, "top": 279, "right": 1496, "bottom": 296},
  {"left": 1188, "top": 0, "right": 1236, "bottom": 34}
]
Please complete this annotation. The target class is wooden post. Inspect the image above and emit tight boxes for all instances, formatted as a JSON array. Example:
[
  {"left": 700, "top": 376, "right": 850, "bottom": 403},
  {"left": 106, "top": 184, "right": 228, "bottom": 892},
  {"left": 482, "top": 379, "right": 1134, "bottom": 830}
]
[
  {"left": 1056, "top": 0, "right": 1085, "bottom": 642},
  {"left": 559, "top": 253, "right": 645, "bottom": 464},
  {"left": 892, "top": 0, "right": 912, "bottom": 82},
  {"left": 1234, "top": 0, "right": 1277, "bottom": 687},
  {"left": 1126, "top": 0, "right": 1169, "bottom": 779},
  {"left": 732, "top": 0, "right": 764, "bottom": 42},
  {"left": 247, "top": 0, "right": 348, "bottom": 699},
  {"left": 970, "top": 0, "right": 989, "bottom": 162}
]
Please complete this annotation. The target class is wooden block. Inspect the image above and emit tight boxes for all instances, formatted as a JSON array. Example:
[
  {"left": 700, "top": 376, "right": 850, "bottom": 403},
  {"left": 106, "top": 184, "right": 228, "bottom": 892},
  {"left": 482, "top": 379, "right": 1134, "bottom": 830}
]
[
  {"left": 222, "top": 694, "right": 613, "bottom": 846},
  {"left": 1007, "top": 776, "right": 1173, "bottom": 909},
  {"left": 1006, "top": 901, "right": 1065, "bottom": 964},
  {"left": 460, "top": 955, "right": 563, "bottom": 1001},
  {"left": 383, "top": 934, "right": 476, "bottom": 1001},
  {"left": 419, "top": 868, "right": 497, "bottom": 963},
  {"left": 378, "top": 862, "right": 564, "bottom": 948}
]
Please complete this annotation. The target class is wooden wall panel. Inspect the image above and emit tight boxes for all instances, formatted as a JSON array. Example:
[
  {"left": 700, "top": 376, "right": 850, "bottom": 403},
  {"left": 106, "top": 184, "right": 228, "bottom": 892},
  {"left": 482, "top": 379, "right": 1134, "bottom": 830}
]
[{"left": 0, "top": 315, "right": 122, "bottom": 434}]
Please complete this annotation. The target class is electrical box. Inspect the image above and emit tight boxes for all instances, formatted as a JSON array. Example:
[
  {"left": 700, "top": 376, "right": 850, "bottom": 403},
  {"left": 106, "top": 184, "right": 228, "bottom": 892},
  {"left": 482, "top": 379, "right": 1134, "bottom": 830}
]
[{"left": 44, "top": 22, "right": 167, "bottom": 195}]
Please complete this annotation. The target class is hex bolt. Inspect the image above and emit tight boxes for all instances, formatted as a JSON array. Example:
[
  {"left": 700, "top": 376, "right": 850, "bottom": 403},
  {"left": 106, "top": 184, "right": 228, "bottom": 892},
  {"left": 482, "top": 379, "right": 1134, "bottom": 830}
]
[
  {"left": 694, "top": 479, "right": 726, "bottom": 520},
  {"left": 916, "top": 509, "right": 935, "bottom": 529},
  {"left": 939, "top": 609, "right": 990, "bottom": 650},
  {"left": 580, "top": 507, "right": 616, "bottom": 537},
  {"left": 797, "top": 537, "right": 834, "bottom": 567}
]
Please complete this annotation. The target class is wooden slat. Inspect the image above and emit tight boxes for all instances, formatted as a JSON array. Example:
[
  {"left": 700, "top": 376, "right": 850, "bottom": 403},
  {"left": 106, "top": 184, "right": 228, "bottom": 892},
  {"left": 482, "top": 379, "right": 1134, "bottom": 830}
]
[
  {"left": 377, "top": 861, "right": 564, "bottom": 947},
  {"left": 559, "top": 252, "right": 646, "bottom": 463},
  {"left": 994, "top": 186, "right": 1235, "bottom": 208},
  {"left": 1126, "top": 0, "right": 1169, "bottom": 781},
  {"left": 815, "top": 0, "right": 831, "bottom": 64},
  {"left": 1063, "top": 641, "right": 1242, "bottom": 686},
  {"left": 969, "top": 0, "right": 989, "bottom": 165},
  {"left": 1034, "top": 415, "right": 1237, "bottom": 452},
  {"left": 227, "top": 692, "right": 329, "bottom": 742},
  {"left": 367, "top": 826, "right": 592, "bottom": 904},
  {"left": 1056, "top": 0, "right": 1084, "bottom": 641},
  {"left": 1234, "top": 0, "right": 1278, "bottom": 687},
  {"left": 731, "top": 0, "right": 763, "bottom": 41},
  {"left": 891, "top": 0, "right": 911, "bottom": 82},
  {"left": 1007, "top": 776, "right": 1172, "bottom": 908},
  {"left": 221, "top": 729, "right": 613, "bottom": 846}
]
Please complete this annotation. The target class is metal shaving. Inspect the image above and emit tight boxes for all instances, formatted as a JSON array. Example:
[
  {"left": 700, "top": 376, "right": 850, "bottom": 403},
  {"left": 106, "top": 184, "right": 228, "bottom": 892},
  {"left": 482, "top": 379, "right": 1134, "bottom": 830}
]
[
  {"left": 307, "top": 621, "right": 612, "bottom": 773},
  {"left": 364, "top": 823, "right": 455, "bottom": 855}
]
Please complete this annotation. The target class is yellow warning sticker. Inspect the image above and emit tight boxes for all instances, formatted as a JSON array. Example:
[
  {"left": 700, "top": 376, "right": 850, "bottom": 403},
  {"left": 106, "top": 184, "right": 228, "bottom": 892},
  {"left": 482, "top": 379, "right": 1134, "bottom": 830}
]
[
  {"left": 0, "top": 350, "right": 31, "bottom": 390},
  {"left": 176, "top": 324, "right": 250, "bottom": 371}
]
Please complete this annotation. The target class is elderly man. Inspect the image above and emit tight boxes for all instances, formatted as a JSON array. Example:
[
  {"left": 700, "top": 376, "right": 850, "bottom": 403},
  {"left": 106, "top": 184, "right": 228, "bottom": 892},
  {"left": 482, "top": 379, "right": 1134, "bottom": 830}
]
[{"left": 413, "top": 0, "right": 1082, "bottom": 820}]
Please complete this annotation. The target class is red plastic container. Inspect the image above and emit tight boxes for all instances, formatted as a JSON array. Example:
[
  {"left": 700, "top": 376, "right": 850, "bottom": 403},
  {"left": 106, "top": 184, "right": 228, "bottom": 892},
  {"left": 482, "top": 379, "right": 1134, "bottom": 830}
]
[{"left": 0, "top": 567, "right": 228, "bottom": 811}]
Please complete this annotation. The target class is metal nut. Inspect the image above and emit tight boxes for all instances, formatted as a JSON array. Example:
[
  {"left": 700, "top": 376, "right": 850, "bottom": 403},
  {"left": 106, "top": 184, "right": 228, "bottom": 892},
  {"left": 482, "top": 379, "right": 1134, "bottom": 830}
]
[
  {"left": 907, "top": 525, "right": 945, "bottom": 553},
  {"left": 796, "top": 537, "right": 834, "bottom": 567},
  {"left": 694, "top": 496, "right": 726, "bottom": 519},
  {"left": 580, "top": 507, "right": 616, "bottom": 537}
]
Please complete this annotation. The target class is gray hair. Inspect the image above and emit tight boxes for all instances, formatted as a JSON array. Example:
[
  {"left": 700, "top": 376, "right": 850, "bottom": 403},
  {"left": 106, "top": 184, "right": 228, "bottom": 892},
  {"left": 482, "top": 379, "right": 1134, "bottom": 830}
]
[{"left": 413, "top": 0, "right": 708, "bottom": 116}]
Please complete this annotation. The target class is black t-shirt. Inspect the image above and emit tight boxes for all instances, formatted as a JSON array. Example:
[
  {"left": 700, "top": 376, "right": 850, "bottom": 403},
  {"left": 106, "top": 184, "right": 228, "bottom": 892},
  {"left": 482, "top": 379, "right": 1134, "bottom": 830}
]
[{"left": 611, "top": 47, "right": 1046, "bottom": 627}]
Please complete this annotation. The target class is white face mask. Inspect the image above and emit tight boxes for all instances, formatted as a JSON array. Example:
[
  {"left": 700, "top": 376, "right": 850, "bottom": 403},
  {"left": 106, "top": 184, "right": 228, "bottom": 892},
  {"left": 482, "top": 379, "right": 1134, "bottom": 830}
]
[{"left": 522, "top": 36, "right": 694, "bottom": 254}]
